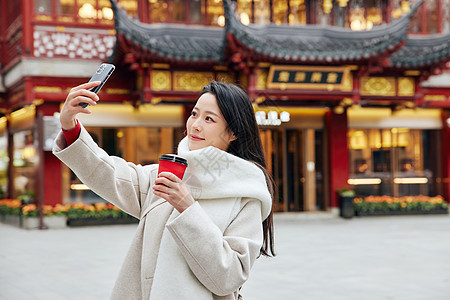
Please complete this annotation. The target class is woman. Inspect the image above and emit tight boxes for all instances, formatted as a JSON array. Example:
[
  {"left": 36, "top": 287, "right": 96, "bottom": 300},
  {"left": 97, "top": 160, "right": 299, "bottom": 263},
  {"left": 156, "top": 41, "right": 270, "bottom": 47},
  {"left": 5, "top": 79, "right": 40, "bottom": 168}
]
[{"left": 53, "top": 80, "right": 275, "bottom": 300}]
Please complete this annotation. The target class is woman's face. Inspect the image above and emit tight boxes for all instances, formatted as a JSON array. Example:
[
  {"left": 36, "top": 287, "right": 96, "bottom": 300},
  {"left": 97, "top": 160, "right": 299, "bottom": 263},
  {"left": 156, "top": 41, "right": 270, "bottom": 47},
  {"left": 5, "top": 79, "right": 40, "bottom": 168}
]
[{"left": 186, "top": 92, "right": 236, "bottom": 151}]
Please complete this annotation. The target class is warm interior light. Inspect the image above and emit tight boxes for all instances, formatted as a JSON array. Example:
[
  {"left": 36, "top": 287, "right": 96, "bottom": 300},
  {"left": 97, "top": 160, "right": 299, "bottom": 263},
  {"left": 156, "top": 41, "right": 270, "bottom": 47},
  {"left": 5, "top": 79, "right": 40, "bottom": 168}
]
[
  {"left": 0, "top": 117, "right": 6, "bottom": 129},
  {"left": 351, "top": 19, "right": 364, "bottom": 31},
  {"left": 393, "top": 177, "right": 428, "bottom": 184},
  {"left": 71, "top": 184, "right": 91, "bottom": 190},
  {"left": 401, "top": 1, "right": 411, "bottom": 14},
  {"left": 22, "top": 147, "right": 36, "bottom": 160},
  {"left": 217, "top": 15, "right": 225, "bottom": 27},
  {"left": 348, "top": 178, "right": 382, "bottom": 185},
  {"left": 79, "top": 3, "right": 96, "bottom": 19},
  {"left": 102, "top": 7, "right": 113, "bottom": 20},
  {"left": 240, "top": 13, "right": 250, "bottom": 25}
]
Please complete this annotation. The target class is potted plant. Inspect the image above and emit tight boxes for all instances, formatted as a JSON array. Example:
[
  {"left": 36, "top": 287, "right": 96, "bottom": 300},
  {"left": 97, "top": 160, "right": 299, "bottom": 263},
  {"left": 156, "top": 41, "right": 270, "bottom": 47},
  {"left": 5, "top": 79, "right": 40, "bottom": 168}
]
[
  {"left": 353, "top": 195, "right": 448, "bottom": 216},
  {"left": 21, "top": 203, "right": 68, "bottom": 229},
  {"left": 337, "top": 187, "right": 356, "bottom": 219},
  {"left": 66, "top": 202, "right": 138, "bottom": 226}
]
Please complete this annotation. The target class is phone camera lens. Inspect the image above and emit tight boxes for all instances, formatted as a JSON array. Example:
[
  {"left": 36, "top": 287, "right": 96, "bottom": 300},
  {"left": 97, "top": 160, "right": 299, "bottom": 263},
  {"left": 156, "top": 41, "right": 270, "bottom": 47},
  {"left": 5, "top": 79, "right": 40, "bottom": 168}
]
[{"left": 97, "top": 65, "right": 105, "bottom": 74}]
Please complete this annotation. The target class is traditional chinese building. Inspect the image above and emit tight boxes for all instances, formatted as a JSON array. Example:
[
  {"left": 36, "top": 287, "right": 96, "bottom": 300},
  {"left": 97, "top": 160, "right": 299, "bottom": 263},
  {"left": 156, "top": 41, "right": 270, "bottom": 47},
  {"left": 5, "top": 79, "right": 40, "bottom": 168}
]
[{"left": 1, "top": 0, "right": 449, "bottom": 213}]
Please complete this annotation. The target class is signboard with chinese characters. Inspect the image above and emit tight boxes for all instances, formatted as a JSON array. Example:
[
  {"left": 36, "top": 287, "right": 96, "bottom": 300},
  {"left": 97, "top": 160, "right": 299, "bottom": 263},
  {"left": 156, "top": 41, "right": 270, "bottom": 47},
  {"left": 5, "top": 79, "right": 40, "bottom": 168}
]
[{"left": 267, "top": 65, "right": 352, "bottom": 91}]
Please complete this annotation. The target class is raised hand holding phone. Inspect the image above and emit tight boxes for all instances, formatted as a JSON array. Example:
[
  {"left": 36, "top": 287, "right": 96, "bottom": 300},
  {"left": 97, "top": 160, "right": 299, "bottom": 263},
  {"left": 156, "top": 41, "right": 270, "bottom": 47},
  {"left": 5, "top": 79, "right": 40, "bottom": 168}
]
[
  {"left": 79, "top": 63, "right": 115, "bottom": 108},
  {"left": 60, "top": 63, "right": 115, "bottom": 131}
]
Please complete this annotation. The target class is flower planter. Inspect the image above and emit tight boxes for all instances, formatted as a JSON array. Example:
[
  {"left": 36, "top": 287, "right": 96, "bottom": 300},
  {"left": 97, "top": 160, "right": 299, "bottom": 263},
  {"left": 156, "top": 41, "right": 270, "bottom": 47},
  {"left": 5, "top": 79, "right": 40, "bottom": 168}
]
[
  {"left": 1, "top": 215, "right": 21, "bottom": 227},
  {"left": 22, "top": 216, "right": 67, "bottom": 229},
  {"left": 67, "top": 216, "right": 138, "bottom": 227},
  {"left": 354, "top": 207, "right": 449, "bottom": 217},
  {"left": 0, "top": 215, "right": 67, "bottom": 229}
]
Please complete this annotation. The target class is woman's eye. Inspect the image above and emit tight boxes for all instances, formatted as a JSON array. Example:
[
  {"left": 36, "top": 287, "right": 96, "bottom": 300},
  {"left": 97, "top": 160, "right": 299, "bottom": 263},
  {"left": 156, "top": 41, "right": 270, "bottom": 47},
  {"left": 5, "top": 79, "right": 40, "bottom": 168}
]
[
  {"left": 206, "top": 116, "right": 214, "bottom": 122},
  {"left": 191, "top": 111, "right": 197, "bottom": 117}
]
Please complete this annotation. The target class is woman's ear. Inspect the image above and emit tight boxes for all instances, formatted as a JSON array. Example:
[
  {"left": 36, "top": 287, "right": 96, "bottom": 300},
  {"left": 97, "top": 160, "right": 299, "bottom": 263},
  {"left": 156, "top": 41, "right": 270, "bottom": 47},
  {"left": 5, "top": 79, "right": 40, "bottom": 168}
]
[{"left": 230, "top": 132, "right": 237, "bottom": 142}]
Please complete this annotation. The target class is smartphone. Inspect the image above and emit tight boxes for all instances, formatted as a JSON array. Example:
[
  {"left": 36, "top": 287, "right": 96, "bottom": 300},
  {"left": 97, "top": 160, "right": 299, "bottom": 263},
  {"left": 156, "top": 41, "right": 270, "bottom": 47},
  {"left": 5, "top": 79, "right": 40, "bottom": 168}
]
[{"left": 79, "top": 63, "right": 115, "bottom": 108}]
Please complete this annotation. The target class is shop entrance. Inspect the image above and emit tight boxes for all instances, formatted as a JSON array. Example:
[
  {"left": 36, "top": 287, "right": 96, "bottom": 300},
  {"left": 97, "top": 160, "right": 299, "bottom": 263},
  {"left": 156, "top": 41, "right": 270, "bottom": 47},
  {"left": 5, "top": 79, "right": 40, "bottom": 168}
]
[{"left": 260, "top": 128, "right": 326, "bottom": 212}]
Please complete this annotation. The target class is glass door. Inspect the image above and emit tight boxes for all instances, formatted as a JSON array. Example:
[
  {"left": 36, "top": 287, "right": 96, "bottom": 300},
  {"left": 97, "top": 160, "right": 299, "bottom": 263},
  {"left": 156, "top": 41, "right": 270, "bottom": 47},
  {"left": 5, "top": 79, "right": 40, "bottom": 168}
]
[{"left": 260, "top": 128, "right": 325, "bottom": 212}]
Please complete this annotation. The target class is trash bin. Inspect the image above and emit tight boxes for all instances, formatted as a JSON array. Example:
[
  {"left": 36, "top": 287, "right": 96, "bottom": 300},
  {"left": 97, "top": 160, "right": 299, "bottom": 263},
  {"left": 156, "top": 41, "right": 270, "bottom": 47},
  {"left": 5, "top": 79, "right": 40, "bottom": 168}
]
[{"left": 339, "top": 195, "right": 354, "bottom": 219}]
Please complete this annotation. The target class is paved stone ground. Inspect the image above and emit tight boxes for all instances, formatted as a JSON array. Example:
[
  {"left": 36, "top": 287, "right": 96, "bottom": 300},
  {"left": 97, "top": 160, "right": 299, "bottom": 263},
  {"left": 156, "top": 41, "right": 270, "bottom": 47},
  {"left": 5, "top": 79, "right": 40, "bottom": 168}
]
[{"left": 1, "top": 213, "right": 450, "bottom": 300}]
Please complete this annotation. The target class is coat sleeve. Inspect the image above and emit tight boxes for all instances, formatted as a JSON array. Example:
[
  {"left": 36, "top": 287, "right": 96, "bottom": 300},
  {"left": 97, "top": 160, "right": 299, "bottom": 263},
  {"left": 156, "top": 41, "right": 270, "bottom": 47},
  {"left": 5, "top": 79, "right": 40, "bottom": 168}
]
[
  {"left": 52, "top": 125, "right": 154, "bottom": 219},
  {"left": 166, "top": 198, "right": 263, "bottom": 296}
]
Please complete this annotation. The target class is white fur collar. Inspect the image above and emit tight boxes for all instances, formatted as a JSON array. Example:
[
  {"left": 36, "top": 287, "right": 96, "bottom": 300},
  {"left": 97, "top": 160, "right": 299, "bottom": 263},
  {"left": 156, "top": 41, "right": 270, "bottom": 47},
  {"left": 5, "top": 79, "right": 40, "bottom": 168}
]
[{"left": 177, "top": 137, "right": 272, "bottom": 220}]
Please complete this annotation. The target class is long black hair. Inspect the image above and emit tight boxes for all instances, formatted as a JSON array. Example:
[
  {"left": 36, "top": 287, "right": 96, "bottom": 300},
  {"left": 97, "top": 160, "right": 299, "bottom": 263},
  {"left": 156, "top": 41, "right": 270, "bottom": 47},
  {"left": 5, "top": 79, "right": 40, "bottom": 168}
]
[{"left": 201, "top": 81, "right": 276, "bottom": 257}]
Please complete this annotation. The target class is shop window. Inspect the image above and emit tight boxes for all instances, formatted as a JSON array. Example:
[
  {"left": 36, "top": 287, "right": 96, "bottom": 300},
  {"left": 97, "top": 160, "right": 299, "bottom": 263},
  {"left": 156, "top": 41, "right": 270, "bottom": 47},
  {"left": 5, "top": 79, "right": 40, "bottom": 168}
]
[
  {"left": 396, "top": 0, "right": 449, "bottom": 34},
  {"left": 254, "top": 0, "right": 271, "bottom": 24},
  {"left": 149, "top": 0, "right": 169, "bottom": 23},
  {"left": 348, "top": 128, "right": 441, "bottom": 198},
  {"left": 190, "top": 0, "right": 203, "bottom": 24},
  {"left": 35, "top": 0, "right": 53, "bottom": 14},
  {"left": 206, "top": 0, "right": 225, "bottom": 26},
  {"left": 316, "top": 0, "right": 384, "bottom": 30},
  {"left": 149, "top": 0, "right": 207, "bottom": 24},
  {"left": 273, "top": 0, "right": 289, "bottom": 24},
  {"left": 169, "top": 0, "right": 186, "bottom": 22},
  {"left": 236, "top": 0, "right": 252, "bottom": 25},
  {"left": 408, "top": 0, "right": 439, "bottom": 33},
  {"left": 236, "top": 0, "right": 304, "bottom": 25},
  {"left": 289, "top": 0, "right": 306, "bottom": 25},
  {"left": 116, "top": 0, "right": 138, "bottom": 17},
  {"left": 443, "top": 0, "right": 450, "bottom": 33},
  {"left": 12, "top": 130, "right": 38, "bottom": 200},
  {"left": 348, "top": 0, "right": 383, "bottom": 30},
  {"left": 34, "top": 0, "right": 136, "bottom": 25},
  {"left": 57, "top": 0, "right": 75, "bottom": 16}
]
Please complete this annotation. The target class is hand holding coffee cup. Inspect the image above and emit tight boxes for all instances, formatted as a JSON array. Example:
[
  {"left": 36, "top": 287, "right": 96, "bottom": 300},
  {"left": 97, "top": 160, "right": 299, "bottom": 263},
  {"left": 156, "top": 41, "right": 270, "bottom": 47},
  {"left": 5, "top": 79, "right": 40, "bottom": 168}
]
[
  {"left": 154, "top": 154, "right": 194, "bottom": 213},
  {"left": 158, "top": 154, "right": 188, "bottom": 180}
]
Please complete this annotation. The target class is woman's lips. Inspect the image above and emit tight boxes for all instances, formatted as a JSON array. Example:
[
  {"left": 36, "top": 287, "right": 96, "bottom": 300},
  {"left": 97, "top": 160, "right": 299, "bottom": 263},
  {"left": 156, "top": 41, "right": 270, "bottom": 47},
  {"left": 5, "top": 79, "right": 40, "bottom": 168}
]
[{"left": 190, "top": 134, "right": 205, "bottom": 141}]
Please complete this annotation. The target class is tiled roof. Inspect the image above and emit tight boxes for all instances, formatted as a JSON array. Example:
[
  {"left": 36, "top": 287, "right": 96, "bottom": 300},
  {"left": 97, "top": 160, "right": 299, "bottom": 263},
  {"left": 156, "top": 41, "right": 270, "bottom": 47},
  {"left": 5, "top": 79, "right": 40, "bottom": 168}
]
[
  {"left": 110, "top": 0, "right": 224, "bottom": 64},
  {"left": 110, "top": 0, "right": 446, "bottom": 69},
  {"left": 389, "top": 34, "right": 450, "bottom": 68},
  {"left": 223, "top": 0, "right": 423, "bottom": 64}
]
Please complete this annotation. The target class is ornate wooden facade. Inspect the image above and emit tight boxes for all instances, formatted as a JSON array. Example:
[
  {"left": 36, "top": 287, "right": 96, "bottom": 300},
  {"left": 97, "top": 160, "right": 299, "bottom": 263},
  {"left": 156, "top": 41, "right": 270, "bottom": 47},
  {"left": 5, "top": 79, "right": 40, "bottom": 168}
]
[{"left": 0, "top": 0, "right": 449, "bottom": 211}]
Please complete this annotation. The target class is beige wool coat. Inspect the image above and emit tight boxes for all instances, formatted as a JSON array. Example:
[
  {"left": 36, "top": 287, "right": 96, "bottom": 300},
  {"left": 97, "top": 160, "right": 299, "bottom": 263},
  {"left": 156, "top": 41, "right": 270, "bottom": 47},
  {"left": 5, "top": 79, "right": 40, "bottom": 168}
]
[{"left": 53, "top": 125, "right": 272, "bottom": 300}]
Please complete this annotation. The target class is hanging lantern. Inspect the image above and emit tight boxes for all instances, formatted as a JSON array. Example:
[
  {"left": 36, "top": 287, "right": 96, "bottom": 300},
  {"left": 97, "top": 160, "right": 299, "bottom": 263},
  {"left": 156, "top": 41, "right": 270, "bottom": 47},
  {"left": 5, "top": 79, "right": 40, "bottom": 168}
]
[
  {"left": 322, "top": 0, "right": 333, "bottom": 14},
  {"left": 337, "top": 0, "right": 349, "bottom": 8},
  {"left": 401, "top": 0, "right": 411, "bottom": 14}
]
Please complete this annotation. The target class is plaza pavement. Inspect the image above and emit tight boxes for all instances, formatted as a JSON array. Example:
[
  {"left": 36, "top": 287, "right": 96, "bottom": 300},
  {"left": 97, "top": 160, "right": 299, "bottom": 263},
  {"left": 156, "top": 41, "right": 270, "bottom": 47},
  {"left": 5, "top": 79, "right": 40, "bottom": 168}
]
[{"left": 1, "top": 213, "right": 450, "bottom": 300}]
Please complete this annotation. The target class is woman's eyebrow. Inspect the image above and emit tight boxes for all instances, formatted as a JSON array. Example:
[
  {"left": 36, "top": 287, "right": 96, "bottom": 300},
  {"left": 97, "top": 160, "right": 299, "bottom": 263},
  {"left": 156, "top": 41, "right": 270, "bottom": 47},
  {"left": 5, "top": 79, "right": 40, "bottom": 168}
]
[{"left": 193, "top": 107, "right": 220, "bottom": 118}]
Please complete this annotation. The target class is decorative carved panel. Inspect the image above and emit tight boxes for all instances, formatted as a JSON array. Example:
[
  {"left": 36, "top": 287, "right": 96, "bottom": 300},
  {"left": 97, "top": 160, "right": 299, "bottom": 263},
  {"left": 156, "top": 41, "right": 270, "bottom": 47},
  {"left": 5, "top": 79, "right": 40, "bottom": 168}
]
[
  {"left": 151, "top": 71, "right": 171, "bottom": 91},
  {"left": 33, "top": 26, "right": 115, "bottom": 60},
  {"left": 256, "top": 69, "right": 268, "bottom": 90},
  {"left": 360, "top": 77, "right": 396, "bottom": 96},
  {"left": 397, "top": 77, "right": 415, "bottom": 96},
  {"left": 173, "top": 72, "right": 214, "bottom": 91}
]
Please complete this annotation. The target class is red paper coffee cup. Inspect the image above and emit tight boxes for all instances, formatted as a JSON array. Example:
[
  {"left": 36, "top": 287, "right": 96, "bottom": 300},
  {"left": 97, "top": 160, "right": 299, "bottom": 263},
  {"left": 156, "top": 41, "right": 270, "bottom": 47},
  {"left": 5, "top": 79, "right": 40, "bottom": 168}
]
[{"left": 158, "top": 154, "right": 188, "bottom": 180}]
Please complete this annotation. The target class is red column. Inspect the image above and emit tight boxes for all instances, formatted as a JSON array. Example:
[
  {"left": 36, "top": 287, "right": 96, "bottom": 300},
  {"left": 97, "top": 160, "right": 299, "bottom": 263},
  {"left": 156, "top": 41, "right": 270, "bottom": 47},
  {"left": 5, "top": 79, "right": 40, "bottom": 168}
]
[
  {"left": 21, "top": 0, "right": 33, "bottom": 55},
  {"left": 326, "top": 109, "right": 350, "bottom": 208},
  {"left": 247, "top": 66, "right": 257, "bottom": 101},
  {"left": 35, "top": 103, "right": 63, "bottom": 206},
  {"left": 1, "top": 0, "right": 6, "bottom": 64},
  {"left": 441, "top": 110, "right": 450, "bottom": 203}
]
